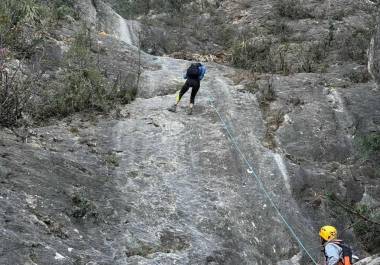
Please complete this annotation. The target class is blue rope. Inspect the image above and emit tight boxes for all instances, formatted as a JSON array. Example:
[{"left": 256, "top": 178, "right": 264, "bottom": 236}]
[{"left": 207, "top": 95, "right": 319, "bottom": 265}]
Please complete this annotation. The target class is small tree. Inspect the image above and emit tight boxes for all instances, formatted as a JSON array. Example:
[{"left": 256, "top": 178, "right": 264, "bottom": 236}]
[{"left": 0, "top": 48, "right": 43, "bottom": 129}]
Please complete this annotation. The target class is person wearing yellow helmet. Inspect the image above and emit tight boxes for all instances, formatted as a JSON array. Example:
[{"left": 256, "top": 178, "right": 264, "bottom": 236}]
[{"left": 319, "top": 225, "right": 352, "bottom": 265}]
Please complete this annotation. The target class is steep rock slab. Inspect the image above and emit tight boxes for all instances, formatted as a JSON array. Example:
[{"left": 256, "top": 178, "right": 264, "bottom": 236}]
[
  {"left": 369, "top": 13, "right": 380, "bottom": 86},
  {"left": 108, "top": 55, "right": 320, "bottom": 264}
]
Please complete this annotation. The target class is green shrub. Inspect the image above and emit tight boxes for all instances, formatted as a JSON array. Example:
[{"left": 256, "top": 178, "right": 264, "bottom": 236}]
[
  {"left": 31, "top": 27, "right": 138, "bottom": 121},
  {"left": 258, "top": 78, "right": 277, "bottom": 109},
  {"left": 344, "top": 68, "right": 371, "bottom": 83},
  {"left": 105, "top": 152, "right": 120, "bottom": 167},
  {"left": 357, "top": 132, "right": 380, "bottom": 158},
  {"left": 231, "top": 38, "right": 272, "bottom": 72},
  {"left": 112, "top": 72, "right": 139, "bottom": 104},
  {"left": 273, "top": 0, "right": 314, "bottom": 19},
  {"left": 243, "top": 81, "right": 259, "bottom": 94},
  {"left": 116, "top": 83, "right": 138, "bottom": 104},
  {"left": 0, "top": 71, "right": 32, "bottom": 127},
  {"left": 71, "top": 192, "right": 100, "bottom": 222},
  {"left": 269, "top": 43, "right": 291, "bottom": 75},
  {"left": 0, "top": 3, "right": 138, "bottom": 127},
  {"left": 353, "top": 205, "right": 380, "bottom": 253},
  {"left": 55, "top": 5, "right": 75, "bottom": 20},
  {"left": 111, "top": 0, "right": 192, "bottom": 18},
  {"left": 0, "top": 0, "right": 50, "bottom": 53},
  {"left": 338, "top": 28, "right": 372, "bottom": 64},
  {"left": 3, "top": 24, "right": 141, "bottom": 125},
  {"left": 41, "top": 28, "right": 110, "bottom": 116},
  {"left": 326, "top": 193, "right": 380, "bottom": 253},
  {"left": 269, "top": 18, "right": 293, "bottom": 43},
  {"left": 52, "top": 0, "right": 77, "bottom": 20},
  {"left": 261, "top": 81, "right": 276, "bottom": 102},
  {"left": 69, "top": 127, "right": 79, "bottom": 134},
  {"left": 55, "top": 67, "right": 110, "bottom": 115},
  {"left": 0, "top": 48, "right": 41, "bottom": 127},
  {"left": 299, "top": 41, "right": 327, "bottom": 73},
  {"left": 231, "top": 38, "right": 328, "bottom": 74}
]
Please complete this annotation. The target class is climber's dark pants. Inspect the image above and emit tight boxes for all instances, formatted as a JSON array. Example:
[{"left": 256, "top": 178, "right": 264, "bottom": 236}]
[{"left": 178, "top": 78, "right": 200, "bottom": 104}]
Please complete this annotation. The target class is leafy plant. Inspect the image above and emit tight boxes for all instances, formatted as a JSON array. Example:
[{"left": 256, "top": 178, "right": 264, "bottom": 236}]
[
  {"left": 52, "top": 0, "right": 77, "bottom": 20},
  {"left": 356, "top": 132, "right": 380, "bottom": 158},
  {"left": 325, "top": 193, "right": 380, "bottom": 253},
  {"left": 110, "top": 0, "right": 193, "bottom": 18},
  {"left": 71, "top": 192, "right": 100, "bottom": 222},
  {"left": 243, "top": 81, "right": 259, "bottom": 94},
  {"left": 260, "top": 78, "right": 277, "bottom": 102},
  {"left": 0, "top": 0, "right": 77, "bottom": 54},
  {"left": 338, "top": 28, "right": 373, "bottom": 64},
  {"left": 105, "top": 152, "right": 120, "bottom": 167},
  {"left": 273, "top": 0, "right": 314, "bottom": 19},
  {"left": 0, "top": 48, "right": 44, "bottom": 128},
  {"left": 231, "top": 37, "right": 272, "bottom": 72},
  {"left": 33, "top": 26, "right": 138, "bottom": 119}
]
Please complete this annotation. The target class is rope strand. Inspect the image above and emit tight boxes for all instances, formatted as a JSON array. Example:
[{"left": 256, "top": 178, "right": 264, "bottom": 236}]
[{"left": 207, "top": 95, "right": 319, "bottom": 265}]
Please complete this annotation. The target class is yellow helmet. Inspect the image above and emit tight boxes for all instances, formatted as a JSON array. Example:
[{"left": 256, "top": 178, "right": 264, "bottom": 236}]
[{"left": 319, "top": 225, "right": 337, "bottom": 241}]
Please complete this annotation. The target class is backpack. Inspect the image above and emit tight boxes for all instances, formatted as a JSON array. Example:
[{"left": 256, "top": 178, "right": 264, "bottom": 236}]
[
  {"left": 187, "top": 63, "right": 200, "bottom": 79},
  {"left": 340, "top": 243, "right": 353, "bottom": 265},
  {"left": 325, "top": 240, "right": 352, "bottom": 265}
]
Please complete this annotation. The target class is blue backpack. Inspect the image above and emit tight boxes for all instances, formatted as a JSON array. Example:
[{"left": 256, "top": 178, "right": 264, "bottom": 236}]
[{"left": 187, "top": 63, "right": 200, "bottom": 79}]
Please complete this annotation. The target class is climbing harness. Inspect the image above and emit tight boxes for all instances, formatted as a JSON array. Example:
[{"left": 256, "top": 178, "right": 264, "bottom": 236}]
[{"left": 206, "top": 94, "right": 319, "bottom": 265}]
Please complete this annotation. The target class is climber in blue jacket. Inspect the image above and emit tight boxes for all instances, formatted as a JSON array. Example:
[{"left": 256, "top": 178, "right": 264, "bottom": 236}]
[{"left": 168, "top": 62, "right": 206, "bottom": 115}]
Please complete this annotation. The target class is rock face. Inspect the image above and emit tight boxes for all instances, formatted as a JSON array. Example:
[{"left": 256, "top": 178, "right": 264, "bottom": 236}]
[
  {"left": 74, "top": 0, "right": 141, "bottom": 45},
  {"left": 1, "top": 0, "right": 380, "bottom": 264},
  {"left": 369, "top": 16, "right": 380, "bottom": 86},
  {"left": 110, "top": 57, "right": 321, "bottom": 264},
  {"left": 355, "top": 255, "right": 380, "bottom": 265},
  {"left": 0, "top": 56, "right": 319, "bottom": 265}
]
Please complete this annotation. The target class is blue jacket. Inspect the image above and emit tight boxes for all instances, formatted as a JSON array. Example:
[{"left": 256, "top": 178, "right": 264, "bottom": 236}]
[
  {"left": 184, "top": 64, "right": 206, "bottom": 80},
  {"left": 324, "top": 242, "right": 342, "bottom": 265}
]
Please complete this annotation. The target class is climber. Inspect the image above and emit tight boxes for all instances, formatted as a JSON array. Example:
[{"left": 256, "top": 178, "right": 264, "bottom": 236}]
[
  {"left": 320, "top": 225, "right": 353, "bottom": 265},
  {"left": 168, "top": 62, "right": 206, "bottom": 115}
]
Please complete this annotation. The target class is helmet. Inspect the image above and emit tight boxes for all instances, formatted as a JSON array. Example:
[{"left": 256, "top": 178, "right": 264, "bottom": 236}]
[{"left": 319, "top": 225, "right": 337, "bottom": 241}]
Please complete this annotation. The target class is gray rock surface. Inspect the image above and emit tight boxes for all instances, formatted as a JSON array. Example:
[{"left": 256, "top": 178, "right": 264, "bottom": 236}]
[
  {"left": 0, "top": 57, "right": 320, "bottom": 264},
  {"left": 355, "top": 255, "right": 380, "bottom": 265},
  {"left": 1, "top": 0, "right": 380, "bottom": 264},
  {"left": 369, "top": 14, "right": 380, "bottom": 86}
]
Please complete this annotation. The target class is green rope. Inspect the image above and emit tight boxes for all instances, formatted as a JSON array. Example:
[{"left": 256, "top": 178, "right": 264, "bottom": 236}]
[{"left": 207, "top": 95, "right": 319, "bottom": 265}]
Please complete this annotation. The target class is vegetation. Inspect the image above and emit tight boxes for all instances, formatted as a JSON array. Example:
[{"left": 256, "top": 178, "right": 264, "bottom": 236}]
[
  {"left": 0, "top": 0, "right": 77, "bottom": 55},
  {"left": 71, "top": 192, "right": 100, "bottom": 223},
  {"left": 357, "top": 132, "right": 380, "bottom": 159},
  {"left": 0, "top": 0, "right": 77, "bottom": 128},
  {"left": 0, "top": 48, "right": 40, "bottom": 127},
  {"left": 104, "top": 152, "right": 120, "bottom": 167},
  {"left": 326, "top": 193, "right": 380, "bottom": 253},
  {"left": 353, "top": 204, "right": 380, "bottom": 253},
  {"left": 243, "top": 81, "right": 259, "bottom": 94},
  {"left": 113, "top": 0, "right": 227, "bottom": 55},
  {"left": 31, "top": 27, "right": 139, "bottom": 121},
  {"left": 344, "top": 68, "right": 371, "bottom": 83},
  {"left": 338, "top": 28, "right": 373, "bottom": 64},
  {"left": 109, "top": 0, "right": 193, "bottom": 18},
  {"left": 273, "top": 0, "right": 314, "bottom": 20},
  {"left": 259, "top": 78, "right": 276, "bottom": 104},
  {"left": 0, "top": 0, "right": 47, "bottom": 55},
  {"left": 231, "top": 37, "right": 327, "bottom": 74},
  {"left": 44, "top": 28, "right": 112, "bottom": 117},
  {"left": 231, "top": 37, "right": 272, "bottom": 72},
  {"left": 0, "top": 0, "right": 139, "bottom": 129},
  {"left": 52, "top": 0, "right": 78, "bottom": 21}
]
